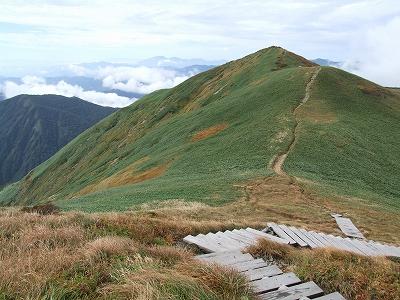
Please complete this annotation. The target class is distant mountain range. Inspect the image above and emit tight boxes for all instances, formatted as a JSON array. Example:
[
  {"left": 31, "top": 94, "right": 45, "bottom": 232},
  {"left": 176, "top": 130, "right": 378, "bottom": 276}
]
[{"left": 0, "top": 95, "right": 116, "bottom": 186}]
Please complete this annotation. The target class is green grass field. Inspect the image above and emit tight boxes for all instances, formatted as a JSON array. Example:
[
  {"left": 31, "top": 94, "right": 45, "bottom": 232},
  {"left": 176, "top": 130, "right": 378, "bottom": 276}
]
[{"left": 1, "top": 47, "right": 399, "bottom": 212}]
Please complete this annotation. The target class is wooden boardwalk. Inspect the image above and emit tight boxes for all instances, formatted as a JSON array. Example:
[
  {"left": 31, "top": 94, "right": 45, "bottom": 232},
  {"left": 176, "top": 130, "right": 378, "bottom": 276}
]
[
  {"left": 195, "top": 250, "right": 345, "bottom": 299},
  {"left": 183, "top": 223, "right": 400, "bottom": 299},
  {"left": 266, "top": 223, "right": 400, "bottom": 257},
  {"left": 184, "top": 224, "right": 400, "bottom": 257},
  {"left": 183, "top": 228, "right": 289, "bottom": 253}
]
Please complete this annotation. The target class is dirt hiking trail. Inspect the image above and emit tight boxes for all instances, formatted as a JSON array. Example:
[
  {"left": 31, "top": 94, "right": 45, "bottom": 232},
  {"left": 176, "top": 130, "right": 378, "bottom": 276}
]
[{"left": 272, "top": 67, "right": 321, "bottom": 176}]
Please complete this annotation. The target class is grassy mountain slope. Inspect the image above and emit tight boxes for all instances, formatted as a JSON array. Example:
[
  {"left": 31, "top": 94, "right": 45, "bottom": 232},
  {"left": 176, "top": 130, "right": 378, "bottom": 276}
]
[
  {"left": 0, "top": 95, "right": 116, "bottom": 186},
  {"left": 1, "top": 46, "right": 399, "bottom": 213},
  {"left": 0, "top": 47, "right": 316, "bottom": 208}
]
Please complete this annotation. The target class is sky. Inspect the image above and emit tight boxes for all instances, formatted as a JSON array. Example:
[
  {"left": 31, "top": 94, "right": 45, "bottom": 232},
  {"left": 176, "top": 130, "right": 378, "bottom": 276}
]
[{"left": 0, "top": 0, "right": 399, "bottom": 106}]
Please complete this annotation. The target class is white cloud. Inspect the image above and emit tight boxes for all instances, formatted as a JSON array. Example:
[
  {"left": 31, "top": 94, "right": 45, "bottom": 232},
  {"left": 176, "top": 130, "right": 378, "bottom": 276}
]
[
  {"left": 1, "top": 1, "right": 400, "bottom": 86},
  {"left": 344, "top": 17, "right": 400, "bottom": 87},
  {"left": 2, "top": 76, "right": 133, "bottom": 107},
  {"left": 97, "top": 66, "right": 191, "bottom": 94}
]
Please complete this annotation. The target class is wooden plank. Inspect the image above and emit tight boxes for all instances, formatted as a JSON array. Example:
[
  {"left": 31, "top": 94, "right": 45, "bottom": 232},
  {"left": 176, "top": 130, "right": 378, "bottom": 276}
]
[
  {"left": 377, "top": 243, "right": 400, "bottom": 257},
  {"left": 197, "top": 233, "right": 233, "bottom": 252},
  {"left": 267, "top": 223, "right": 296, "bottom": 244},
  {"left": 358, "top": 241, "right": 385, "bottom": 256},
  {"left": 222, "top": 230, "right": 254, "bottom": 246},
  {"left": 308, "top": 231, "right": 336, "bottom": 248},
  {"left": 196, "top": 250, "right": 242, "bottom": 259},
  {"left": 245, "top": 227, "right": 290, "bottom": 244},
  {"left": 224, "top": 230, "right": 254, "bottom": 243},
  {"left": 345, "top": 238, "right": 376, "bottom": 256},
  {"left": 364, "top": 241, "right": 387, "bottom": 256},
  {"left": 202, "top": 233, "right": 239, "bottom": 251},
  {"left": 368, "top": 241, "right": 392, "bottom": 256},
  {"left": 235, "top": 229, "right": 260, "bottom": 242},
  {"left": 288, "top": 226, "right": 317, "bottom": 248},
  {"left": 335, "top": 236, "right": 365, "bottom": 255},
  {"left": 318, "top": 233, "right": 348, "bottom": 250},
  {"left": 299, "top": 229, "right": 325, "bottom": 248},
  {"left": 334, "top": 217, "right": 365, "bottom": 239},
  {"left": 251, "top": 272, "right": 301, "bottom": 294},
  {"left": 259, "top": 281, "right": 324, "bottom": 300},
  {"left": 183, "top": 235, "right": 223, "bottom": 253},
  {"left": 214, "top": 231, "right": 249, "bottom": 248},
  {"left": 384, "top": 245, "right": 400, "bottom": 257},
  {"left": 229, "top": 258, "right": 269, "bottom": 272},
  {"left": 243, "top": 265, "right": 283, "bottom": 281},
  {"left": 233, "top": 229, "right": 262, "bottom": 244},
  {"left": 279, "top": 224, "right": 308, "bottom": 247},
  {"left": 208, "top": 232, "right": 243, "bottom": 250},
  {"left": 198, "top": 252, "right": 254, "bottom": 265},
  {"left": 323, "top": 235, "right": 351, "bottom": 252},
  {"left": 314, "top": 292, "right": 347, "bottom": 300}
]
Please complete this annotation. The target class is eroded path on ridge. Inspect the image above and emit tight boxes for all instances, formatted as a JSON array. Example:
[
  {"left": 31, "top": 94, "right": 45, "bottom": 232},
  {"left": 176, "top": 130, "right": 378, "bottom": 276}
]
[{"left": 272, "top": 67, "right": 321, "bottom": 176}]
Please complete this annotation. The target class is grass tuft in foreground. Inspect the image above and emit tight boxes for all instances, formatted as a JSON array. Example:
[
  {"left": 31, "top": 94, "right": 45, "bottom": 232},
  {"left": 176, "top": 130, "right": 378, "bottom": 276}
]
[{"left": 0, "top": 209, "right": 255, "bottom": 300}]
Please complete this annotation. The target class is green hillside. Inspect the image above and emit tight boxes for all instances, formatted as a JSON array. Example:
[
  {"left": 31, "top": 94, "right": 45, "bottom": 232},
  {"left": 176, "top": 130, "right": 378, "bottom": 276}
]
[
  {"left": 285, "top": 67, "right": 400, "bottom": 208},
  {"left": 1, "top": 46, "right": 399, "bottom": 212},
  {"left": 0, "top": 95, "right": 116, "bottom": 186}
]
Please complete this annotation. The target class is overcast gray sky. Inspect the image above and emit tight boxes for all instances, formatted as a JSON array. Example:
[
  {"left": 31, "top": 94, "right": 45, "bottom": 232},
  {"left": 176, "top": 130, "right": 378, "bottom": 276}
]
[{"left": 1, "top": 0, "right": 399, "bottom": 86}]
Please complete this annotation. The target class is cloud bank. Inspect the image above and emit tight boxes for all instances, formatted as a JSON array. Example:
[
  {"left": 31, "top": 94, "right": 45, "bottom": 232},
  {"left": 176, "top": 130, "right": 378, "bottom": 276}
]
[
  {"left": 344, "top": 17, "right": 400, "bottom": 87},
  {"left": 2, "top": 76, "right": 133, "bottom": 107},
  {"left": 98, "top": 66, "right": 191, "bottom": 94},
  {"left": 64, "top": 64, "right": 194, "bottom": 94},
  {"left": 1, "top": 63, "right": 205, "bottom": 107}
]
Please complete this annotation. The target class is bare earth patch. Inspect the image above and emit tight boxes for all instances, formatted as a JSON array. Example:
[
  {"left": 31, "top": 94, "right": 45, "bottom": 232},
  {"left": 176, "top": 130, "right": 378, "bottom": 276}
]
[{"left": 191, "top": 123, "right": 228, "bottom": 142}]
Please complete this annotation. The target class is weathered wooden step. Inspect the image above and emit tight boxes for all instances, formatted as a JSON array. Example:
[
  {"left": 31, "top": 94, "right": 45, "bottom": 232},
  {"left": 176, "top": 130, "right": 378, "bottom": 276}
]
[
  {"left": 288, "top": 226, "right": 319, "bottom": 248},
  {"left": 258, "top": 281, "right": 324, "bottom": 300},
  {"left": 183, "top": 235, "right": 223, "bottom": 253},
  {"left": 267, "top": 223, "right": 297, "bottom": 244},
  {"left": 243, "top": 265, "right": 283, "bottom": 281},
  {"left": 245, "top": 227, "right": 290, "bottom": 244},
  {"left": 228, "top": 258, "right": 268, "bottom": 272},
  {"left": 197, "top": 252, "right": 254, "bottom": 265},
  {"left": 196, "top": 250, "right": 242, "bottom": 259},
  {"left": 252, "top": 272, "right": 301, "bottom": 294},
  {"left": 278, "top": 224, "right": 308, "bottom": 247}
]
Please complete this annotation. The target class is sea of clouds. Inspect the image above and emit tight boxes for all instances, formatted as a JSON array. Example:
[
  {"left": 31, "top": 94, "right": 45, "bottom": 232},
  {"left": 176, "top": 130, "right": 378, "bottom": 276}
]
[
  {"left": 1, "top": 76, "right": 132, "bottom": 107},
  {"left": 0, "top": 64, "right": 199, "bottom": 107}
]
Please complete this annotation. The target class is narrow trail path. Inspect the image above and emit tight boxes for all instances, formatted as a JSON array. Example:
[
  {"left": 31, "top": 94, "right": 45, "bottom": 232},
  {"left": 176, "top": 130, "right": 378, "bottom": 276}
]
[{"left": 272, "top": 66, "right": 321, "bottom": 176}]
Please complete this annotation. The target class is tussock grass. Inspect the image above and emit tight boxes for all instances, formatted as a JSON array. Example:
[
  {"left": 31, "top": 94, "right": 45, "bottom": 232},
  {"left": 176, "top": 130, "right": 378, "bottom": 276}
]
[
  {"left": 0, "top": 209, "right": 255, "bottom": 299},
  {"left": 248, "top": 239, "right": 400, "bottom": 300}
]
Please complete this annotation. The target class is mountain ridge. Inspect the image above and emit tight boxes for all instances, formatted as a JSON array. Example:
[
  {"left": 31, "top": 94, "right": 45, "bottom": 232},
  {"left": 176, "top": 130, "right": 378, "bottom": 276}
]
[
  {"left": 1, "top": 46, "right": 399, "bottom": 213},
  {"left": 0, "top": 94, "right": 116, "bottom": 186}
]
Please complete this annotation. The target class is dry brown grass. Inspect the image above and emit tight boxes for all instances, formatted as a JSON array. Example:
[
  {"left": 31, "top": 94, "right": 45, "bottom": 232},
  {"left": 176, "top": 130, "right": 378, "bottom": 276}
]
[
  {"left": 191, "top": 123, "right": 228, "bottom": 142},
  {"left": 1, "top": 174, "right": 399, "bottom": 299},
  {"left": 0, "top": 209, "right": 256, "bottom": 299},
  {"left": 248, "top": 239, "right": 400, "bottom": 300},
  {"left": 83, "top": 236, "right": 137, "bottom": 260},
  {"left": 101, "top": 260, "right": 252, "bottom": 300}
]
